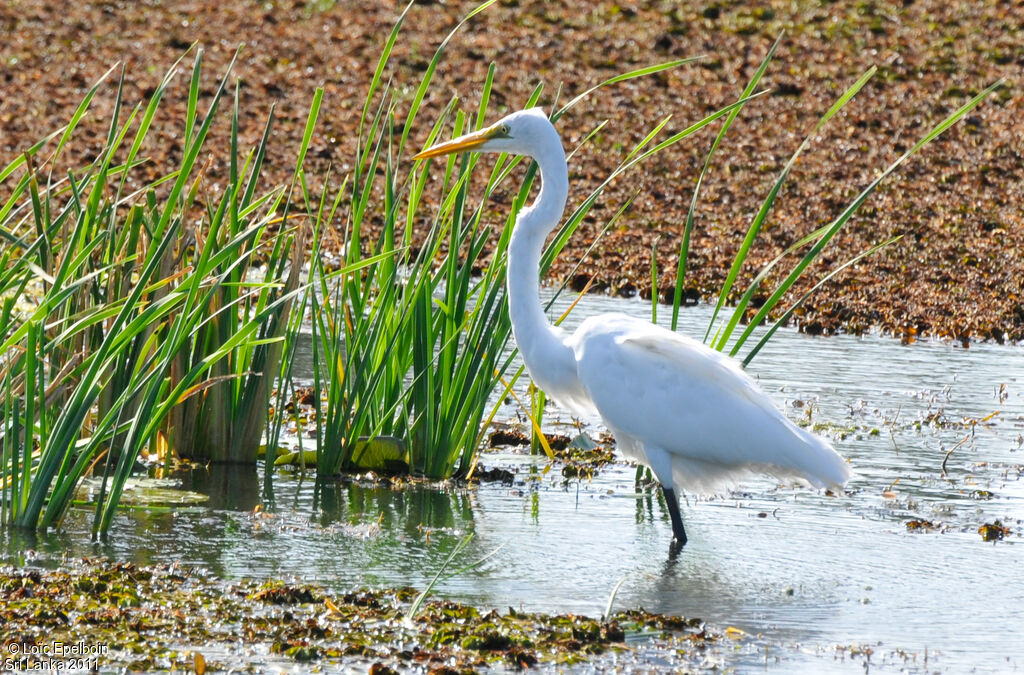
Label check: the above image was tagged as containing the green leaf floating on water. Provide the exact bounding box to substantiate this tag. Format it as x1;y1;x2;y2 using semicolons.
274;449;319;467
75;478;209;508
349;435;410;474
568;432;599;451
275;436;409;474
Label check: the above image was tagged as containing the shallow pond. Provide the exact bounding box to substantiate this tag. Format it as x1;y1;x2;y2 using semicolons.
5;294;1023;673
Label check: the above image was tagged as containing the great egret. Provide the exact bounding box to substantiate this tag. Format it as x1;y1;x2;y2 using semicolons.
414;108;851;545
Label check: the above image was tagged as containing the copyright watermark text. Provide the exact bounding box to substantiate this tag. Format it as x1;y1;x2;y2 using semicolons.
3;640;107;671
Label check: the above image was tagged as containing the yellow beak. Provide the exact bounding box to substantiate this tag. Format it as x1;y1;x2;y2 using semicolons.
412;124;503;161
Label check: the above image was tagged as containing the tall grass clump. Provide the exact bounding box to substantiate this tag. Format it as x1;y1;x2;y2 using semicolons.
0;50;324;534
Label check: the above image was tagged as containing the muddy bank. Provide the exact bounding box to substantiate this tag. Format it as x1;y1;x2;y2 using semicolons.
0;557;741;672
1;0;1021;341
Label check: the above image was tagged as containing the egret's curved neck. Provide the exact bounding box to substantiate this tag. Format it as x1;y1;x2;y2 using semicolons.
507;134;571;375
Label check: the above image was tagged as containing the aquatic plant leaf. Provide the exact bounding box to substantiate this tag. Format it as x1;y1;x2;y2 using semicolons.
349;436;410;474
568;433;599;451
75;478;208;507
274;450;319;468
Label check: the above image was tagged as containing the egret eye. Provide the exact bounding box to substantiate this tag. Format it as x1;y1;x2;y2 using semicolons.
501;124;510;135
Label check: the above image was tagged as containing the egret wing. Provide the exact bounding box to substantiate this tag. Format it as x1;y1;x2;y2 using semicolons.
570;314;850;494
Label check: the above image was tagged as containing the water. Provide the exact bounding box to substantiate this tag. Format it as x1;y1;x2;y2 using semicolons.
5;294;1023;673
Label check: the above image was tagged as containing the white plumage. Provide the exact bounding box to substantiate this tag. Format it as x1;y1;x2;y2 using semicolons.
415;108;851;545
569;314;850;494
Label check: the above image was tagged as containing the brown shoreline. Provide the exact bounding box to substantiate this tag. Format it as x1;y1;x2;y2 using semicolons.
2;1;1021;342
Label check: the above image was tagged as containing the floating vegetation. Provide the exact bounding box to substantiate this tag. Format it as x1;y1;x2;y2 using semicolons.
470;466;516;485
74;478;209;508
488;428;532;448
978;520;1011;542
274;437;410;475
905;518;940;532
0;558;735;672
555;434;617;481
486;426;616;480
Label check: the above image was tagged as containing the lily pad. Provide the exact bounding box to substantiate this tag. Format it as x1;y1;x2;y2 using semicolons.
75;477;209;507
276;436;410;475
349;436;409;474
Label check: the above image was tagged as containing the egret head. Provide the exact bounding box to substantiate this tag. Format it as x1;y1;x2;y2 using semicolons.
413;108;558;161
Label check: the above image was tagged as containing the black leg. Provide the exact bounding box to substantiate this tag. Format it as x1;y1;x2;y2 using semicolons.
661;485;688;546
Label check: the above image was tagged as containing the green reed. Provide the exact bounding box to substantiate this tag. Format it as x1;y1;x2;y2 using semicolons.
0;50;324;534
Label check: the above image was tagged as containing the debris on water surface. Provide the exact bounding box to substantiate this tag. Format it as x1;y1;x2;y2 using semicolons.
487;428;572;452
74;477;209;507
248;580;319;604
471;465;516;485
485;426;616;481
978;520;1011;541
905;519;939;532
552;434;617;481
0;557;738;672
489;428;530;447
559;446;616;480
